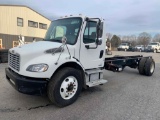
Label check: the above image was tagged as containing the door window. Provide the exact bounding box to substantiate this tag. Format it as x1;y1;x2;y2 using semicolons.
83;21;97;44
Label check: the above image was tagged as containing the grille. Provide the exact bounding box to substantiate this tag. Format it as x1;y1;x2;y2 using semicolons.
9;52;20;71
148;46;152;49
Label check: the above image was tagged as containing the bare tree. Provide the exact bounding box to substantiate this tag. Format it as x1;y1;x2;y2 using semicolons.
130;35;137;41
120;35;137;46
117;35;122;41
121;35;128;42
129;35;137;46
121;35;132;42
137;32;151;46
153;34;160;42
106;33;113;42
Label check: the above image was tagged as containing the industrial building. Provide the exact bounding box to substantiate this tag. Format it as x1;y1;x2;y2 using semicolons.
0;5;51;49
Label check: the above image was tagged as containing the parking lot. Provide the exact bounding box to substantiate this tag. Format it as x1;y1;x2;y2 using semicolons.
0;51;160;120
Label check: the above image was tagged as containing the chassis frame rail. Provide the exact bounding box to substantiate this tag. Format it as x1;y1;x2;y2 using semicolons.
104;55;152;72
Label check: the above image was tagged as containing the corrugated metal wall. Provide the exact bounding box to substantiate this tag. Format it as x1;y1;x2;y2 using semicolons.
0;5;51;49
0;33;43;49
0;5;51;38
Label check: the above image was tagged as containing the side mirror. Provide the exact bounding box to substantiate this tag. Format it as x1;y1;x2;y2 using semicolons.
96;38;102;45
96;21;103;41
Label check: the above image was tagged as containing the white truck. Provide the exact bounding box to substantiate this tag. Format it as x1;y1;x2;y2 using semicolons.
147;42;160;53
6;15;155;107
117;43;130;51
135;45;145;52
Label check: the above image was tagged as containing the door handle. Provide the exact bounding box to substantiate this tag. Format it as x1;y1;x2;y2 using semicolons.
99;50;104;58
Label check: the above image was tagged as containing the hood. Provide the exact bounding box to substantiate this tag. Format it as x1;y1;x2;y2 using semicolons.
8;41;75;73
10;41;62;55
118;45;124;48
9;41;66;66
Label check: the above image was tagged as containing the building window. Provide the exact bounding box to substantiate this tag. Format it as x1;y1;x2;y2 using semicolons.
39;23;47;29
17;17;23;27
28;20;38;28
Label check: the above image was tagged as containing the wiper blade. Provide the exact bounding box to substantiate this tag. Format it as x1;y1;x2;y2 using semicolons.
45;39;62;43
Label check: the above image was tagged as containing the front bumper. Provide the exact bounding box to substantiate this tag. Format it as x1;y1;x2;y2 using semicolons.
117;48;124;51
146;49;154;52
5;68;48;95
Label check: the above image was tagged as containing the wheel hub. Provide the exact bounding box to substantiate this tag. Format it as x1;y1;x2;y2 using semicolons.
67;83;74;92
60;76;78;100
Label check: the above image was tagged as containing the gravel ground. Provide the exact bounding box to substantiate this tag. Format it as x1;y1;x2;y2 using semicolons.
0;51;160;120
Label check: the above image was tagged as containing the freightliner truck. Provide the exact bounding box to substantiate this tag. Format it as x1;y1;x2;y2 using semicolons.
5;15;155;107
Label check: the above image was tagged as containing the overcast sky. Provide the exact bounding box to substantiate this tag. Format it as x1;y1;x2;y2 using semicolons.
1;0;160;36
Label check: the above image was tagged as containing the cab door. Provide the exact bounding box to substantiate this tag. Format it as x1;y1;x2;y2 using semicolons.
79;20;105;69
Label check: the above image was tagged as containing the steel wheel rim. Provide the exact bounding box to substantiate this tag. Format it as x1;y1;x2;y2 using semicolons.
150;63;154;73
60;76;78;100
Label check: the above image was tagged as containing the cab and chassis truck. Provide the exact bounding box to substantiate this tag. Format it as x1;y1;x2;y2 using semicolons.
5;15;155;107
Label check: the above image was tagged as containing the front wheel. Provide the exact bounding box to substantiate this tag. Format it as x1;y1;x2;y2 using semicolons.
47;67;83;107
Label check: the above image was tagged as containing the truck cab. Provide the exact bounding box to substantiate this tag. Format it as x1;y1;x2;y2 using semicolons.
147;42;160;53
6;15;107;107
117;43;130;51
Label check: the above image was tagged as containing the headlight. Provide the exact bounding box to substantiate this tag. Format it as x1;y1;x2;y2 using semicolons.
26;64;49;72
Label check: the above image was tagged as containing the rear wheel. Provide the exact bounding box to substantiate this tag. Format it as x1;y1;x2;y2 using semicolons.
138;57;147;75
47;67;82;107
145;58;155;76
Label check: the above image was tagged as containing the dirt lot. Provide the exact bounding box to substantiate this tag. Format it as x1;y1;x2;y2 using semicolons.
0;51;160;120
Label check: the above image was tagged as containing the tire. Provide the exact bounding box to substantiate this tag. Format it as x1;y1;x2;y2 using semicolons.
47;67;83;107
124;49;127;52
138;57;147;75
139;49;142;52
144;58;155;76
153;49;157;53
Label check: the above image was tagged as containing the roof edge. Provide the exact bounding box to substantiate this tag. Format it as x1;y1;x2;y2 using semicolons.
0;4;51;21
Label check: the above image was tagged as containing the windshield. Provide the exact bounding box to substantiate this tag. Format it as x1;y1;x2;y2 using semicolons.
149;43;158;45
44;17;82;45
